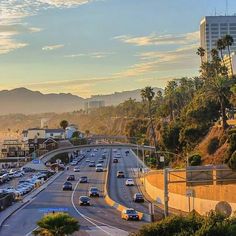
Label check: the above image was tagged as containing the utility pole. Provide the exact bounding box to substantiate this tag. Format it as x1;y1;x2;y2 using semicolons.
164;168;169;217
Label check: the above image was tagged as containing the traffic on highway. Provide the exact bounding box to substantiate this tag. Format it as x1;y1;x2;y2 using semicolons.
0;147;149;236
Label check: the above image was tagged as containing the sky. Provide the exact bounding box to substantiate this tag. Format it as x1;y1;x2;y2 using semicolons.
0;0;236;98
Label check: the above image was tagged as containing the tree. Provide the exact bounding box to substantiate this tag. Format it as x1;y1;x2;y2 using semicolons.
223;34;234;76
141;87;158;154
33;212;79;236
204;76;234;130
85;130;90;137
60;120;69;130
216;38;226;62
196;47;206;65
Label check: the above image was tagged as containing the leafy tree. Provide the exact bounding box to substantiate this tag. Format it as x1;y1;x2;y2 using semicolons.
207;137;219;155
33;212;79;236
188;154;202;166
60;120;69;130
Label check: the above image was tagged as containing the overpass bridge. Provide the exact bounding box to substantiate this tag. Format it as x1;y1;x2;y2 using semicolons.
39;143;155;163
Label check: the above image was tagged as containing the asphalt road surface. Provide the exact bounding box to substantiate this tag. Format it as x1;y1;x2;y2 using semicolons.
0;148;147;236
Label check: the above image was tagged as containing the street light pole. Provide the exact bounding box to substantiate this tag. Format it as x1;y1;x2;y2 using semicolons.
164;168;169;217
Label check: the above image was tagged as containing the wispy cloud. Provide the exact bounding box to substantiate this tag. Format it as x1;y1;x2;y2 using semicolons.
114;31;199;46
0;0;97;55
116;44;199;77
42;44;64;51
64;52;114;59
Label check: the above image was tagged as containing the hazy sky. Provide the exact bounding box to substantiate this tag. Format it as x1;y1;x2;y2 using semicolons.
0;0;235;97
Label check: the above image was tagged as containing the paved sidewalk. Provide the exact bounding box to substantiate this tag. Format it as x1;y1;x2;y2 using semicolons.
0;171;63;227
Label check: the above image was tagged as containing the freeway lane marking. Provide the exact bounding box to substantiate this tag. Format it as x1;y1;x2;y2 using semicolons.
72;176;113;235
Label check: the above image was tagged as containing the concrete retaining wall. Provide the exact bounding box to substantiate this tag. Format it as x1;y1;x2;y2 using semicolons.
143;172;236;215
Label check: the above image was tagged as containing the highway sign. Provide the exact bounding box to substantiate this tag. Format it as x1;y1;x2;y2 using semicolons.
32;159;41;164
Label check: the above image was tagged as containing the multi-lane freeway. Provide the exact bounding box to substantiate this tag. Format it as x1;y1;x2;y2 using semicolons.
0;147;150;236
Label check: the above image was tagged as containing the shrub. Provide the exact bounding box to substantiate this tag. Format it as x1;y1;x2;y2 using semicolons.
207;138;219;155
188;154;202;166
228;151;236;170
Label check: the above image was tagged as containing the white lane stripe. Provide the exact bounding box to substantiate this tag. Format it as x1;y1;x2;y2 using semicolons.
25;226;39;236
71;179;113;236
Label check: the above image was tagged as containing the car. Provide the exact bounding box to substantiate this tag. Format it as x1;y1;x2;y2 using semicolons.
126;179;135;186
113;158;118;163
90;153;95;157
74;166;80;172
115;153;121;158
98;159;104;163
96;164;103;172
67;175;75;181
102;154;106;159
89;161;96;167
62;181;72;191
86;159;90;162
89;187;100;197
117;171;125;178
133;193;144;202
79;176;88;183
70;161;78;166
121;208;139;221
79;196;90;206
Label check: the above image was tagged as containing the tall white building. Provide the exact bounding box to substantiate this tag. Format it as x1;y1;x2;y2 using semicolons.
200;16;236;61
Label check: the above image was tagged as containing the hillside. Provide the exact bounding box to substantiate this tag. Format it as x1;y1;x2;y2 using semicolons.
0;87;163;115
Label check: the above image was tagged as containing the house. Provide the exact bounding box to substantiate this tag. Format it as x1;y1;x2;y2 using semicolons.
1;139;27;158
22;128;65;154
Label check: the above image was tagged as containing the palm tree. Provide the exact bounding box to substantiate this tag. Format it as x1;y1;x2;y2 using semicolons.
60;120;69;130
85;130;90;137
223;34;234;76
196;47;206;65
33;212;79;236
205;76;235;130
141;87;158;153
216;38;226;62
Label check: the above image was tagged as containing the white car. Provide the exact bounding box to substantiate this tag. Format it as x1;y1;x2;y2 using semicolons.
86;159;90;162
96;164;104;172
74;166;80;172
125;179;135;186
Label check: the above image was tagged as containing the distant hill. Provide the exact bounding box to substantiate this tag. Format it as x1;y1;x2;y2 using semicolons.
0;87;163;114
88;88;163;106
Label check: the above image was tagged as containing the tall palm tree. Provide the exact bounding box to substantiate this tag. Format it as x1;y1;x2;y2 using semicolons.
216;38;226;62
205;76;235;130
196;47;206;65
33;212;79;236
223;34;234;76
141;87;158;154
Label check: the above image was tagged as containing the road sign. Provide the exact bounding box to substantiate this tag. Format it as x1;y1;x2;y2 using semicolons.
160;156;165;162
39;208;69;213
32;159;41;164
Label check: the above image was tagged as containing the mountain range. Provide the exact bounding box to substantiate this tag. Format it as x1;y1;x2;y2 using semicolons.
0;87;163;115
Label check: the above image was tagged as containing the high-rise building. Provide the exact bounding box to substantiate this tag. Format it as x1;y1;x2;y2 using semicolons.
200;16;236;61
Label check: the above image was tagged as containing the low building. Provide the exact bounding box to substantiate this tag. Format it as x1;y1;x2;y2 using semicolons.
65;124;78;139
223;52;236;77
1;139;27;158
84;100;105;113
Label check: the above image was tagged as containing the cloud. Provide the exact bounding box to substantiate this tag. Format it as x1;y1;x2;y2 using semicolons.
116;44;199;77
64;52;114;59
37;0;92;8
42;44;64;51
0;31;28;54
0;0;96;55
114;31;199;46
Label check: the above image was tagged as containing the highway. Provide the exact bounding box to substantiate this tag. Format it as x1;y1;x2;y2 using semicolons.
0;148;147;236
109;149;150;215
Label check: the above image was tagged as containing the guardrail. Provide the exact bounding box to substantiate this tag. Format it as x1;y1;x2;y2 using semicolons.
39;143;155;163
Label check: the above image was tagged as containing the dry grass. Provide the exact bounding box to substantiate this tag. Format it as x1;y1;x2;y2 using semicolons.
195;126;228;165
